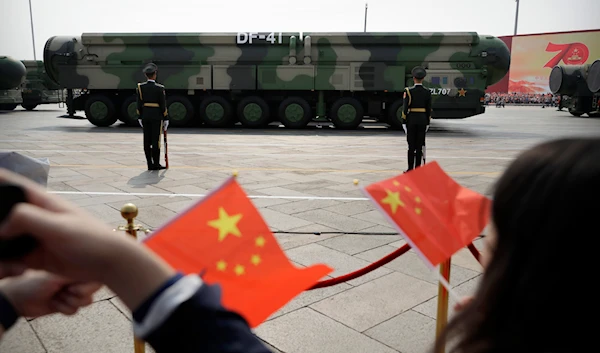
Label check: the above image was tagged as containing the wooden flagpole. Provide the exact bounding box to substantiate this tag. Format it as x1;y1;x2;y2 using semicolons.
435;258;451;353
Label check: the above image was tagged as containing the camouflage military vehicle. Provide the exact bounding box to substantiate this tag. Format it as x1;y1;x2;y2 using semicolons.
549;59;600;118
20;60;66;111
0;56;26;110
43;32;510;128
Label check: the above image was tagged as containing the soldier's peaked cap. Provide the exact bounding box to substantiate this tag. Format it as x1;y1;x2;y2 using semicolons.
143;63;158;74
411;66;426;79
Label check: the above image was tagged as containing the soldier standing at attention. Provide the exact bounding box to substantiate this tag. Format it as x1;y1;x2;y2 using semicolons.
402;66;432;172
136;63;169;170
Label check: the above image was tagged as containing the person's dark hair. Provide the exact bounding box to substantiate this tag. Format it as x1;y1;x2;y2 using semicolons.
145;72;156;79
433;137;600;353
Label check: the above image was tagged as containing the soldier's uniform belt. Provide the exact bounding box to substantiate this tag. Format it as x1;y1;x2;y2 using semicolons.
409;108;426;113
143;103;160;107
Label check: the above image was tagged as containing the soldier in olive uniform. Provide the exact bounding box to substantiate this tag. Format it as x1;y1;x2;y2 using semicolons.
136;63;169;170
402;66;432;172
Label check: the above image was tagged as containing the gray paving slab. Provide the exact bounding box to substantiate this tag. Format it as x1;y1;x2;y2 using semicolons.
355;245;481;287
0;320;45;353
258;208;314;231
364;310;436;353
412;275;483;320
275;230;341;250
255;308;399;353
286;243;393;287
321;199;376;216
318;234;401;255
309;271;438;332
266;280;353;321
293;209;378;232
267;198;341;215
30;300;155;353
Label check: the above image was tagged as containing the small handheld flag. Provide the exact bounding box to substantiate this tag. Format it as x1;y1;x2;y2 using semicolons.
143;177;332;327
362;161;491;298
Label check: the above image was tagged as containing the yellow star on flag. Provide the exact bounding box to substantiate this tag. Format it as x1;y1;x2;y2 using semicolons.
255;236;266;247
216;260;227;271
234;264;245;276
251;254;261;266
381;189;405;214
208;207;243;242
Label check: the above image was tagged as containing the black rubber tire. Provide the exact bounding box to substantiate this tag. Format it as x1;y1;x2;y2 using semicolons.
22;104;38;111
0;104;18;111
119;95;139;126
329;97;364;129
237;96;270;128
278;96;312;128
387;99;405;130
199;96;234;128
166;96;195;127
84;94;118;127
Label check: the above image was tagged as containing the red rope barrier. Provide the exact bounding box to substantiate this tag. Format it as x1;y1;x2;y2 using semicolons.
467;243;481;263
308;243;411;290
308;241;483;290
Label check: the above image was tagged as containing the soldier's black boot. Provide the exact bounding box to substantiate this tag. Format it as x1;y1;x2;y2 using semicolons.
406;149;414;173
144;147;153;170
152;147;165;170
415;149;423;168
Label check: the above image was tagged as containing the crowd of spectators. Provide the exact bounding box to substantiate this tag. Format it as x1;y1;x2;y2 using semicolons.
484;92;560;107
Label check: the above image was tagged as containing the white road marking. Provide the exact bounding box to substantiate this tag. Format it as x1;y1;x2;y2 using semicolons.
49;190;370;201
0;149;514;160
0;139;529;150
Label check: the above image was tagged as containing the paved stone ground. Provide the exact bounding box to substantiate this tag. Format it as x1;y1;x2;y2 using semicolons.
0;104;598;353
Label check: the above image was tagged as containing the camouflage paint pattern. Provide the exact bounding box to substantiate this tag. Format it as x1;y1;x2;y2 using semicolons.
0;56;26;109
549;59;600;117
20;60;66;110
43;32;510;128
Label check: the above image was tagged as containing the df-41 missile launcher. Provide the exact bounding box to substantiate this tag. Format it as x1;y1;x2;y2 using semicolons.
43;32;510;128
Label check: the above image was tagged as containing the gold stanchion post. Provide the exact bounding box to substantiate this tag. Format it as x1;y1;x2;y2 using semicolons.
435;258;451;353
118;203;150;353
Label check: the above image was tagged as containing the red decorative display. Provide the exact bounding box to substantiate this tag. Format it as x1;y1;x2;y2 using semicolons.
544;42;589;67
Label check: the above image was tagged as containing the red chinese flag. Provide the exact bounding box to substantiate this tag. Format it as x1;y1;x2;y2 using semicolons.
143;177;333;327
363;161;491;268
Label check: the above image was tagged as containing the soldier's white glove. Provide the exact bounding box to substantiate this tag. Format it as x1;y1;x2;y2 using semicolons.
426;125;429;132
138;119;143;127
163;121;169;131
402;124;407;134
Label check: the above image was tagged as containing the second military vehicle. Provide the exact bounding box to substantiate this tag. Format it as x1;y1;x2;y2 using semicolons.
43;31;511;129
0;56;26;111
20;60;66;111
549;59;600;118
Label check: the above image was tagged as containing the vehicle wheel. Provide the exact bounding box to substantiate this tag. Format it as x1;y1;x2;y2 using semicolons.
199;96;234;128
119;95;139;126
84;94;118;127
237;96;270;128
330;97;363;129
167;96;195;127
569;110;583;117
22;104;38;111
387;99;405;130
0;104;17;111
278;96;312;128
